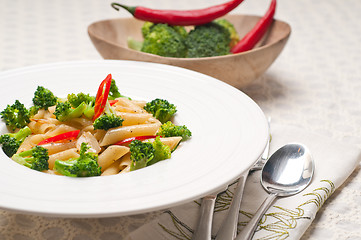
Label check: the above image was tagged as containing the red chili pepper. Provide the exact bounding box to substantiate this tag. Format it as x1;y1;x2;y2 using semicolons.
38;130;80;145
231;0;276;54
111;0;244;26
93;74;112;121
109;100;118;106
114;135;157;145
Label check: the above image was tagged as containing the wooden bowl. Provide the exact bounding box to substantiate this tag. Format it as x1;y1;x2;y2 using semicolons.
88;15;291;89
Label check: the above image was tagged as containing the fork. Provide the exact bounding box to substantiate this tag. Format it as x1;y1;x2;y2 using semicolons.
191;185;228;240
192;117;271;240
215;117;271;240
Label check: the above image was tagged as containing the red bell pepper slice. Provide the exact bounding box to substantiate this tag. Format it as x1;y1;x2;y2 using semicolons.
38;130;80;145
93;74;112;121
114;135;157;145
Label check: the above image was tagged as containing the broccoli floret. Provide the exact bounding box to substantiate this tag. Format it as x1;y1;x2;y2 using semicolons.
214;18;240;48
0;126;32;157
141;23;187;58
32;86;57;110
141;22;155;38
93;113;124;130
67;93;95;119
28;105;40;118
129;140;155;171
93;101;124;130
185;22;231;58
158;121;192;141
108;79;130;100
0;100;30;131
143;98;177;124
12;145;49;171
53;101;87;122
54;142;101;177
147;136;171;166
127;37;143;51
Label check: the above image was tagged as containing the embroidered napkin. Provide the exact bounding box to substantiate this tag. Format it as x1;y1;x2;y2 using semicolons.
125;123;361;240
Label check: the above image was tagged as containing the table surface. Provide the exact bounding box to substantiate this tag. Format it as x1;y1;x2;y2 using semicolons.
1;0;361;239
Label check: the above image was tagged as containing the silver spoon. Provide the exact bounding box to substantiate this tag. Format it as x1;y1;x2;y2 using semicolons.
235;143;314;240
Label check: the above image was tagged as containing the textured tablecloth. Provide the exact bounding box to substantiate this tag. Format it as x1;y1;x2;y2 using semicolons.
1;0;361;239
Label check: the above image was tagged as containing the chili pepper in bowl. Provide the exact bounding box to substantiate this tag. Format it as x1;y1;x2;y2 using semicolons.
231;0;276;53
111;0;245;26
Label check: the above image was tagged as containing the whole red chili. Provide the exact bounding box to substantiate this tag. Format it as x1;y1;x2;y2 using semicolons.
231;0;276;53
111;0;244;26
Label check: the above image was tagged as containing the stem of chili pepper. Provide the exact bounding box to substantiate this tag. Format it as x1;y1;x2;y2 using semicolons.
38;130;80;145
231;0;276;54
114;135;157;145
111;0;245;26
93;74;112;121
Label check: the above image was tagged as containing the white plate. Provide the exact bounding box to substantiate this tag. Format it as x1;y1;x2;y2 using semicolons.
0;60;268;217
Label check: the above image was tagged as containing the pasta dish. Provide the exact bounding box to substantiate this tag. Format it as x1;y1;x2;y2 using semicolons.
0;74;191;177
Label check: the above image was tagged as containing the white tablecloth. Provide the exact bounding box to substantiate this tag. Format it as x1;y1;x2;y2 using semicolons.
1;0;361;239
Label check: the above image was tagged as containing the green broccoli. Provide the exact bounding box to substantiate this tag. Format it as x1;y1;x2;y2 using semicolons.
185;22;231;58
54;142;101;177
67;92;95;119
12;145;49;172
32;86;57;110
143;98;177;124
141;21;155;38
28;105;40;118
0;100;30;131
93;101;124;130
158;121;192;141
108;79;130;100
141;23;187;58
127;37;143;51
0;126;32;157
129;140;155;171
214;18;240;48
147;136;171;166
53;101;87;122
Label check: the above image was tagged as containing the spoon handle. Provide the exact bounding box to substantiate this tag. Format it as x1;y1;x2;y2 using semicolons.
235;192;277;240
215;174;247;240
191;195;216;240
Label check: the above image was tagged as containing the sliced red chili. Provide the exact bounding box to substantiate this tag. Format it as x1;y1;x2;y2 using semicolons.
38;130;80;145
93;74;112;121
111;0;244;26
114;135;157;145
231;0;276;53
109;99;118;106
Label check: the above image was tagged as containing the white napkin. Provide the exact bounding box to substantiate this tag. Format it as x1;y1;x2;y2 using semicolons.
125;123;361;240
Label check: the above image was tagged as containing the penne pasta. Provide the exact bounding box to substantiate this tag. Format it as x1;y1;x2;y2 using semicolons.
41;141;77;155
116;112;153;126
45;124;78;137
119;153;131;171
100;122;161;146
98;145;129;171
101;159;122;176
48;148;79;170
76;131;101;153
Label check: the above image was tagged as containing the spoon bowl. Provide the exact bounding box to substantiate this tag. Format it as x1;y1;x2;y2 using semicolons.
262;143;314;196
235;143;314;240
